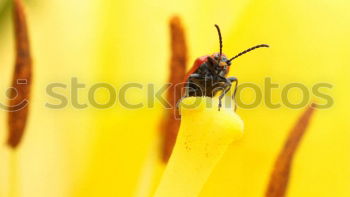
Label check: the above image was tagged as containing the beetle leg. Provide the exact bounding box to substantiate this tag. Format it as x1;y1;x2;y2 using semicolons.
228;77;238;111
218;80;231;111
218;77;238;111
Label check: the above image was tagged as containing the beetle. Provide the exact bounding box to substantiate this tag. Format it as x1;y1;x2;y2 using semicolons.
181;24;269;110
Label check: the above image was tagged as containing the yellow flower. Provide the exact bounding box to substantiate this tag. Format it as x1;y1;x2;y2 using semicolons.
0;0;349;197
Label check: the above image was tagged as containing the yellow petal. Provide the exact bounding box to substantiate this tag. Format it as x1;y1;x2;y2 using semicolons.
153;97;243;197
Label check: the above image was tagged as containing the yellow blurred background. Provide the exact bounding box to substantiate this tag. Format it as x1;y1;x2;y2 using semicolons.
0;0;349;196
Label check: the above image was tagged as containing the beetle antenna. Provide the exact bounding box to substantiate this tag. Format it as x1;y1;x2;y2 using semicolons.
214;24;223;62
227;44;269;63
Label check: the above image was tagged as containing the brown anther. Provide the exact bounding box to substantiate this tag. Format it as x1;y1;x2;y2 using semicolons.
159;16;187;163
265;103;316;197
7;0;32;148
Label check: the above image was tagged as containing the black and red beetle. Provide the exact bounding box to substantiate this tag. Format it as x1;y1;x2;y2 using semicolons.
181;24;269;110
